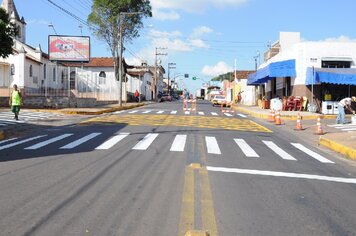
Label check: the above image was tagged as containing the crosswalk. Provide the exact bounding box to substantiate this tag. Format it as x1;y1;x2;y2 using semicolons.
327;123;356;131
114;109;247;118
0;132;334;164
0;111;62;127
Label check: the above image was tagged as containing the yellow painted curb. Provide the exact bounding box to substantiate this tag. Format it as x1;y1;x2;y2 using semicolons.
319;137;356;160
185;230;209;236
0;130;4;140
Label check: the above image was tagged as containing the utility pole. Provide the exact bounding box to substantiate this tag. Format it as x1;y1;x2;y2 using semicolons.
154;47;167;102
168;62;176;96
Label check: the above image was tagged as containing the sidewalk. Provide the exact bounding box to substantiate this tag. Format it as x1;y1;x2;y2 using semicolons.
235;104;356;160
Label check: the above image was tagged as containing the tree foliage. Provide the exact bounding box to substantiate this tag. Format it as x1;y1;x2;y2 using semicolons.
87;0;152;79
0;8;18;58
211;72;234;82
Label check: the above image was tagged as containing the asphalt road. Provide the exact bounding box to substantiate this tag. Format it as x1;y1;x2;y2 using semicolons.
0;100;356;236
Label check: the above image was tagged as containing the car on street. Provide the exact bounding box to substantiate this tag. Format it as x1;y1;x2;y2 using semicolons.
211;95;227;106
159;94;172;102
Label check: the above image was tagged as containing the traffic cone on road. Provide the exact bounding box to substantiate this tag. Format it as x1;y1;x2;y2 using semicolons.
314;115;325;135
275;111;282;125
294;113;304;131
268;110;275;122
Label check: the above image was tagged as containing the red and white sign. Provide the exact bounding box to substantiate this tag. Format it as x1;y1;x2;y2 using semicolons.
48;35;90;62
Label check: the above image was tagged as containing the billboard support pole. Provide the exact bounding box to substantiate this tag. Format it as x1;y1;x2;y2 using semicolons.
118;13;123;106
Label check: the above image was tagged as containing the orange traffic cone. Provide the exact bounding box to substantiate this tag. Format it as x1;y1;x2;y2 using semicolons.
275;111;282;125
314;115;325;135
294;113;304;130
268;110;275;122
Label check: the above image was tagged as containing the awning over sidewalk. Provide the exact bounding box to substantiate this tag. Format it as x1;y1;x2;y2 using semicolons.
306;67;356;85
247;59;296;85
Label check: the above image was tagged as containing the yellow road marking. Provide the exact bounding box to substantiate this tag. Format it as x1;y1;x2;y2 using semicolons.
81;114;271;132
179;166;195;236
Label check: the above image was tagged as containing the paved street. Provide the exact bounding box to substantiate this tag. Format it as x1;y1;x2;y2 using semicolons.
0;101;356;236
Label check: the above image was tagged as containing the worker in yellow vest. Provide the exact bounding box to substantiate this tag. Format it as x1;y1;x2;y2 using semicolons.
9;84;22;120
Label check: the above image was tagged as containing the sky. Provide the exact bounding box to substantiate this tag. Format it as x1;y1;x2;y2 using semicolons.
11;0;356;92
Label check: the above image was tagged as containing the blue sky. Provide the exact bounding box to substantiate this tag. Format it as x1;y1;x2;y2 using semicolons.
13;0;356;92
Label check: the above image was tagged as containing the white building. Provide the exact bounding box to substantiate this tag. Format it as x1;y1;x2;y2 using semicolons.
248;32;356;112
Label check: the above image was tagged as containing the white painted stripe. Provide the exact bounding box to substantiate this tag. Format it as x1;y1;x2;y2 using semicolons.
262;140;296;160
198;112;205;115
142;110;152;114
0;135;47;151
205;136;221;155
113;111;124;114
170;135;187;152
224;113;233;117
132;133;159;150
185;111;190;115
0;124;8;126
171;110;177;114
157;110;164;114
95;133;130;150
0;137;18;145
129;110;138;114
237;114;247;118
207;166;356;184
291;143;334;163
211;112;218;116
341;128;356;131
60;133;101;149
234;139;259;157
25;133;73;150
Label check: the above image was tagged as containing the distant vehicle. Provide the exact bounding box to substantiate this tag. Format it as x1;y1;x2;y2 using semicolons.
196;88;205;100
159;94;172;102
211;95;227;106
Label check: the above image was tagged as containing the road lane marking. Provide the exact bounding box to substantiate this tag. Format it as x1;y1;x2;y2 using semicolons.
237;114;247;118
157;110;164;114
142;110;152;114
60;133;101;149
234;138;259;157
291;143;334;163
171;110;177;114
129;110;138;114
132;133;159;150
224;113;233;117
262;140;297;160
25;134;73;150
170;135;187;152
95;133;130;150
205;137;221;155
207;166;356;184
211;112;218;116
0;135;47;151
0;137;18;145
185;111;190;115
198;112;205;115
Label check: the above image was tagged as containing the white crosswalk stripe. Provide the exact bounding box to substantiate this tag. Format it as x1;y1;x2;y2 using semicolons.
198;112;205;115
142;110;152;114
0;135;47;151
234;139;259;157
157;111;164;114
171;110;177;114
0;111;63;126
262;140;296;160
128;110;138;114
25;134;73;150
132;133;159;150
60;133;101;149
328;124;356;131
170;135;187;152
211;112;218;116
291;143;334;163
224;113;233;117
237;114;247;118
185;111;190;115
96;133;130;150
0;137;18;145
205;136;221;155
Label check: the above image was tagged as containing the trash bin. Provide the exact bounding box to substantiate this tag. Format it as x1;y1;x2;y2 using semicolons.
270;98;282;110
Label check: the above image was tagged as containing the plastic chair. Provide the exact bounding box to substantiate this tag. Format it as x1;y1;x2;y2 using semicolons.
285;96;295;111
294;96;303;111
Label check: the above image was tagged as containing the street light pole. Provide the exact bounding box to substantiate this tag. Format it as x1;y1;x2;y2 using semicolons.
168;62;176;96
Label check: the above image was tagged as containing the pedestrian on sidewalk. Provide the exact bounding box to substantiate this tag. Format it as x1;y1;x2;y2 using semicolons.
134;89;139;102
9;84;22;120
336;97;356;124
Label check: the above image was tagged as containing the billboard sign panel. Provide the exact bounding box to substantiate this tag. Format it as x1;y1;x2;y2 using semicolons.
48;35;90;62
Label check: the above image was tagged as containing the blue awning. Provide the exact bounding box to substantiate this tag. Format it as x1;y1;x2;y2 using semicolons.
247;59;296;85
306;67;356;85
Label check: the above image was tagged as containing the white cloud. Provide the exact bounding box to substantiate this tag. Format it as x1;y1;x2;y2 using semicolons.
322;35;356;42
152;9;180;21
149;29;182;38
191;26;213;38
189;39;209;48
201;61;233;76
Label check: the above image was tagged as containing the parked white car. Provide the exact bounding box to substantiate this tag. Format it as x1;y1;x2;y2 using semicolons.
211;95;227;106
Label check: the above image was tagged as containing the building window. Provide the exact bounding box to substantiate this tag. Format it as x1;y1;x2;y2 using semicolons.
70;71;76;89
53;68;56;82
29;65;33;77
44;64;46;79
99;71;106;84
321;61;351;68
61;71;65;84
10;64;15;75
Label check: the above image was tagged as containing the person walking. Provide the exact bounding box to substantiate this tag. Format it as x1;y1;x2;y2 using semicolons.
336;97;356;124
9;84;22;120
134;89;139;102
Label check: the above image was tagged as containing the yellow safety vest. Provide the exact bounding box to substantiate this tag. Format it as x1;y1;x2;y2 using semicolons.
12;91;21;106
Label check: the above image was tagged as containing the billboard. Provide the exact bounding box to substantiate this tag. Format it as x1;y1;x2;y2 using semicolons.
48;35;90;62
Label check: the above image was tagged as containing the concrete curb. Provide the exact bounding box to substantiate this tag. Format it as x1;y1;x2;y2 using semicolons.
319;136;356;160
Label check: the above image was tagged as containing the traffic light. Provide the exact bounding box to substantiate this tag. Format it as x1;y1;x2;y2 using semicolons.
192;76;197;80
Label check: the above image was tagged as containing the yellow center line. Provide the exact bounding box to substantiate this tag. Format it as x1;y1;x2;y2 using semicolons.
179;166;195;236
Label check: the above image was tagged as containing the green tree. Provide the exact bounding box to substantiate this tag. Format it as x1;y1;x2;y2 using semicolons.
88;0;152;78
0;8;18;58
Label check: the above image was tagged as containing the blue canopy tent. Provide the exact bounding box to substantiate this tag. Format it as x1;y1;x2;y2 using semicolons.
306;67;356;85
247;59;296;85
